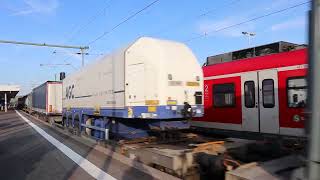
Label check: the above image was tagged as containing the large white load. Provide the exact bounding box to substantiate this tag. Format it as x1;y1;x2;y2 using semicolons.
63;37;203;120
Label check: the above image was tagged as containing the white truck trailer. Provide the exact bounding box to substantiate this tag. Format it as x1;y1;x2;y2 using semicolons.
32;81;62;115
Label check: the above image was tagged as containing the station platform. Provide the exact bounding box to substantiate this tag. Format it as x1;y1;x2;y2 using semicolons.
0;110;172;180
0;85;20;112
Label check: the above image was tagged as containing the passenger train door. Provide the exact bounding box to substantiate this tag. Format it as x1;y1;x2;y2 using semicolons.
241;72;259;132
241;70;280;134
258;70;279;134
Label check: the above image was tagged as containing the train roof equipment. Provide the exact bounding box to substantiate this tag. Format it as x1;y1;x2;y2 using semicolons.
205;41;307;66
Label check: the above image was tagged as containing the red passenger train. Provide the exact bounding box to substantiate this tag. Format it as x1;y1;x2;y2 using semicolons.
192;42;308;137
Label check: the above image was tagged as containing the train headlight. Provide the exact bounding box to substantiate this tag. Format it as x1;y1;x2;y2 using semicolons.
196;109;202;114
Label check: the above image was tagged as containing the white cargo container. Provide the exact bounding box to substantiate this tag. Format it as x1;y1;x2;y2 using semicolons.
32;81;62;115
63;37;203;119
62;37;203;139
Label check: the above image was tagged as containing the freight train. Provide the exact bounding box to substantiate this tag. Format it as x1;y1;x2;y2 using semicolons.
15;37;203;139
192;41;308;137
22;39;308;139
17;96;27;110
62;37;203;139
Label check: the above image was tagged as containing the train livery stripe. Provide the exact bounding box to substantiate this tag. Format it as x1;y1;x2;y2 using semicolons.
15;111;117;180
204;64;308;80
191;121;306;137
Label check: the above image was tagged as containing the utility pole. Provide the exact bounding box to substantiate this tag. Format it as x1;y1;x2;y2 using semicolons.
0;39;89;67
308;0;320;179
242;31;256;46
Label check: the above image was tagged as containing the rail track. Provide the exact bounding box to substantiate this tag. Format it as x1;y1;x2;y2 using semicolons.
22;109;306;180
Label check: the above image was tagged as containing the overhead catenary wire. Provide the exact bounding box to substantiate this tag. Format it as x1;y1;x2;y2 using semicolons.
87;0;160;45
185;1;311;42
53;50;104;56
58;0;160;67
61;56;77;70
197;0;241;18
150;0;241;37
65;0;114;43
49;0;113;67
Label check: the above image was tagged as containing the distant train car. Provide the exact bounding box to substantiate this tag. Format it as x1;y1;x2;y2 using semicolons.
192;42;308;137
62;37;204;139
17;96;27;110
23;93;33;113
31;81;62;115
25;93;32;109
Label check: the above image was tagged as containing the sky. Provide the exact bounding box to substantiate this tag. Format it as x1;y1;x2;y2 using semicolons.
0;0;310;95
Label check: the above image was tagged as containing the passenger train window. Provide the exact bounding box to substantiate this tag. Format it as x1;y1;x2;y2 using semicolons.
287;77;307;108
244;81;255;108
213;83;235;107
262;79;275;108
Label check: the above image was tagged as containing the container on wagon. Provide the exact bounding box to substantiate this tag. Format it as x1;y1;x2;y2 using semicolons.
32;81;62;115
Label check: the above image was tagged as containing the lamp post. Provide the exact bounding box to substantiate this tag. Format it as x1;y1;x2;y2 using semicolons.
242;31;256;46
